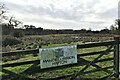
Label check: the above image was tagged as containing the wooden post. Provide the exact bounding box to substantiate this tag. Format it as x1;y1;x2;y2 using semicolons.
114;36;120;79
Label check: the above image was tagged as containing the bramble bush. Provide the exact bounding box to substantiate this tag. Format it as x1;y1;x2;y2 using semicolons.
13;30;24;38
2;35;22;47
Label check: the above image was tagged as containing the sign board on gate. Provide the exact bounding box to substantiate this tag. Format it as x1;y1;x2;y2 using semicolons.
39;45;77;69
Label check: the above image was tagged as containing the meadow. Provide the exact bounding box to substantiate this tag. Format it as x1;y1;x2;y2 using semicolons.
7;34;113;51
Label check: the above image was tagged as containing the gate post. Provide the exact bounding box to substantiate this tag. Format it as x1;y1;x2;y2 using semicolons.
114;36;120;79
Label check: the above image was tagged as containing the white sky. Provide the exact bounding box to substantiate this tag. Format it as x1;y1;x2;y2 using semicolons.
0;0;119;30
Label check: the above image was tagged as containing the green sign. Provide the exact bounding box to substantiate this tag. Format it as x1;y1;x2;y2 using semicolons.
39;45;77;69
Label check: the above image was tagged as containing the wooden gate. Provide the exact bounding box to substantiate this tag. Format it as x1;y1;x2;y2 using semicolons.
1;37;120;80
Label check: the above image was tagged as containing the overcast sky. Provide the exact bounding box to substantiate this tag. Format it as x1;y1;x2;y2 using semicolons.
0;0;119;30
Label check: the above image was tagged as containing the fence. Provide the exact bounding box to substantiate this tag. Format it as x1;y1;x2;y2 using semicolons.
1;36;120;80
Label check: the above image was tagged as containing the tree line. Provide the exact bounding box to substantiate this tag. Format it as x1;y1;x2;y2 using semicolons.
1;23;119;37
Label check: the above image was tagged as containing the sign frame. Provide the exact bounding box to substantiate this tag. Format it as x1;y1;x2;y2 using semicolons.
39;45;77;69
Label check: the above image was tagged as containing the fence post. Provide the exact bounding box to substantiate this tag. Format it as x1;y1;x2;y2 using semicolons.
114;36;120;79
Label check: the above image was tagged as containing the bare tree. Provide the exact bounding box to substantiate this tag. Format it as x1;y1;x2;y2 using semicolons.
110;19;120;35
0;3;22;27
8;16;22;27
0;4;7;23
114;19;120;35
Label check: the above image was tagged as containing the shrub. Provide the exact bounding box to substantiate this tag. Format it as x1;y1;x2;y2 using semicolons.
2;35;22;47
13;30;24;38
2;24;14;35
